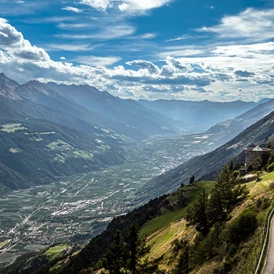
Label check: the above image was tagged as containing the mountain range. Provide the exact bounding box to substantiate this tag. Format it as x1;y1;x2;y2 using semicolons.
139;98;260;132
1;72;265;192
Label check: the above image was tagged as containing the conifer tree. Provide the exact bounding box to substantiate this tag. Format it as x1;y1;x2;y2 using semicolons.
186;190;208;235
103;226;159;274
267;141;273;149
229;160;234;173
124;225;159;274
102;230;126;274
174;244;189;274
189;175;195;185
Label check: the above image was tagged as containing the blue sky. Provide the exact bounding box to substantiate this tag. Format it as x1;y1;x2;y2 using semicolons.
0;0;274;101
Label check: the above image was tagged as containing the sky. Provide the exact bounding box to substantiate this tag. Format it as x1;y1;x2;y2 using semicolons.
0;0;274;101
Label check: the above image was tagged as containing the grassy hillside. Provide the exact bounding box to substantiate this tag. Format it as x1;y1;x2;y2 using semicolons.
139;181;215;239
142;172;274;274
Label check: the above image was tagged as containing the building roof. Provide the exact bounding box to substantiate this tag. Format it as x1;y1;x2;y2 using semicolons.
253;146;263;151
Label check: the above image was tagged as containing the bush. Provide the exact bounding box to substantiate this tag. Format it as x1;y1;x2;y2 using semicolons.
247;164;253;173
227;209;258;244
267;162;274;172
233;170;239;179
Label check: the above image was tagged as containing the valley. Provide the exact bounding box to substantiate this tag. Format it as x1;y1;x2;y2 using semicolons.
0;132;218;267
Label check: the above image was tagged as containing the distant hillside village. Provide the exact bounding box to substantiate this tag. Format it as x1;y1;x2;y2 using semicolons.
239;145;272;176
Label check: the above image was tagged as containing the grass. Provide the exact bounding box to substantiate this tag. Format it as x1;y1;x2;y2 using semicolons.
184;180;216;201
0;123;26;133
140;208;187;239
139;181;216;239
9;148;22;154
44;244;69;260
0;240;10;248
246;171;274;198
73;151;94;160
140;175;274;273
147;219;189;260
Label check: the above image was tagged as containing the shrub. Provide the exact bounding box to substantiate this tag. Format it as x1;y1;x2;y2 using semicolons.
247;164;253;173
233;170;239;179
227;209;257;244
267;162;274;172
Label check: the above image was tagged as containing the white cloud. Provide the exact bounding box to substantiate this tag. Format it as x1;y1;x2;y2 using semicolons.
0;18;23;46
45;43;96;52
1;17;274;102
57;24;135;40
62;6;83;13
118;0;171;12
57;23;91;30
75;55;121;66
126;60;160;74
198;8;274;42
78;0;172;13
158;46;206;59
0;18;50;62
139;33;157;39
165;34;192;42
79;0;111;11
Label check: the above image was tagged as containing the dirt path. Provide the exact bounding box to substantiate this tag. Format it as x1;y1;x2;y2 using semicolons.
262;215;274;274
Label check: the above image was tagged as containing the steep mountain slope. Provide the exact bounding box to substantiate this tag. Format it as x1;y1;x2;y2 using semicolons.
139;99;257;133
0;83;126;191
0;73;20;91
47;83;181;138
0;117;126;190
207;98;274;146
0;162;28;190
138;109;274;199
15;81;140;141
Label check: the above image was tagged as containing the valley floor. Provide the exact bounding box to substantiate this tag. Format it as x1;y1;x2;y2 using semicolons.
0;132;218;267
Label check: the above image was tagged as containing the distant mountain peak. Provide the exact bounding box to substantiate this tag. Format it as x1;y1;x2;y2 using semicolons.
0;72;20;91
0;83;22;100
17;80;59;97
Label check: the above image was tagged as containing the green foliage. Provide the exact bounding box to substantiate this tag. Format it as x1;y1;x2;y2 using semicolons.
229;161;234;173
268;151;274;165
189;223;223;268
173;244;190;274
102;231;126;274
247;164;253;173
232;170;239;179
267;162;274;172
254;157;263;170
187;164;248;232
189;175;195;185
256;197;271;210
186;190;208;235
226;209;258;245
267;142;273;149
103;226;159;274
